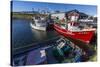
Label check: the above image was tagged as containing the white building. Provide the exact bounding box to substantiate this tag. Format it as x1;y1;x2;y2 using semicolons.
51;12;66;20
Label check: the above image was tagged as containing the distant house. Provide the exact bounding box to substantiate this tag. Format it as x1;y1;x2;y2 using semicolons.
65;9;88;19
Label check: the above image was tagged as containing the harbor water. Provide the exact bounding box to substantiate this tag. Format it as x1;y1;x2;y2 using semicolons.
12;19;60;48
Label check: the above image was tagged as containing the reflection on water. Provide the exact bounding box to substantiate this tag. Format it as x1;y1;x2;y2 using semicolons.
12;19;59;48
31;29;47;41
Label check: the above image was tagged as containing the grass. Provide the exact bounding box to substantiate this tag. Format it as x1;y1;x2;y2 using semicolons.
11;12;48;20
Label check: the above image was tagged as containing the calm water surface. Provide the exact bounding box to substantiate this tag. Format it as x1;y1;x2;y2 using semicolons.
12;19;59;48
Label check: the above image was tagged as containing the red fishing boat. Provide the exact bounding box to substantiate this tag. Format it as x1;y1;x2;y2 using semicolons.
52;11;96;44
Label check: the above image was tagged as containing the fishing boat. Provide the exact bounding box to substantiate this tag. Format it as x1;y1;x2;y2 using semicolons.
52;11;96;43
52;38;85;63
30;16;47;31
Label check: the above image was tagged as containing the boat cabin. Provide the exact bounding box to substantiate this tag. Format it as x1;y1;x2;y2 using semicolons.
67;12;80;31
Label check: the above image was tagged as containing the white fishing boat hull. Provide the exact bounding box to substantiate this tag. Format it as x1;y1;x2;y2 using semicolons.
30;23;46;31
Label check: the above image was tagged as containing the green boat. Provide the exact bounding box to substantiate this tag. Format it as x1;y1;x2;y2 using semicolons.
52;38;84;63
